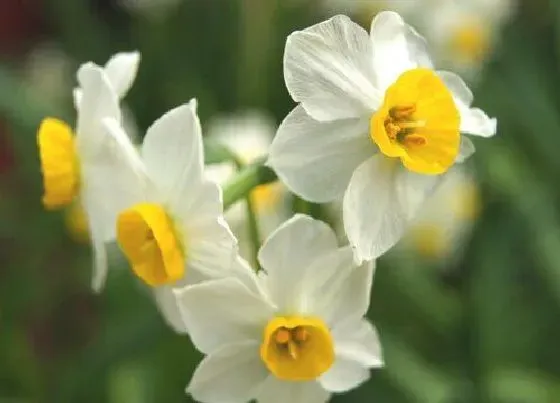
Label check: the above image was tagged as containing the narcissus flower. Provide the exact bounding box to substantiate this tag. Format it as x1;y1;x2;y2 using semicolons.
268;12;496;263
176;215;382;403
109;100;242;333
205;111;289;259
37;60;144;291
65;51;141;244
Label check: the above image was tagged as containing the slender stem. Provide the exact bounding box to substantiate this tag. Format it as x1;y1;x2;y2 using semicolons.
222;158;277;210
244;192;261;270
222;157;277;269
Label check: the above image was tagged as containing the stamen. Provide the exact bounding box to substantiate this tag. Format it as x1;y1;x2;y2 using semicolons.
274;328;291;345
260;317;334;381
287;341;298;360
293;327;309;343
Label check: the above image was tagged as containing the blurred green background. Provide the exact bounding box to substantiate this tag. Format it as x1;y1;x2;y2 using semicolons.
1;0;560;402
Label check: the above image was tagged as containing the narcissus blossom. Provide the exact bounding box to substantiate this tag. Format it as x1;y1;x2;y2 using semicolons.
176;215;382;403
108;100;246;333
268;12;496;263
37;59;144;291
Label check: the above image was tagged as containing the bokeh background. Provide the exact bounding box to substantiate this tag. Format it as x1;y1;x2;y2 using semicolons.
1;0;560;402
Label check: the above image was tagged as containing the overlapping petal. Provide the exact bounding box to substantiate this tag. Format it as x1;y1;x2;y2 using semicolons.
370;11;433;90
175;277;274;354
255;377;330;403
267;105;374;203
141;99;203;204
258;215;339;311
343;155;441;263
187;341;268;403
103;51;140;99
284;15;381;121
75;63;122;155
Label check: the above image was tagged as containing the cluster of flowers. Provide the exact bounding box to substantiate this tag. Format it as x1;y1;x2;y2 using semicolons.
37;12;496;403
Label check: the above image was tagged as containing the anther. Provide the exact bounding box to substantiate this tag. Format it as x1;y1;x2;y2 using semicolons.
274;328;291;345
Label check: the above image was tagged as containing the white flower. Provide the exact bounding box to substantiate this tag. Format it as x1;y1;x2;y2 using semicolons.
176;214;382;403
37;61;145;292
205;111;289;260
268;12;496;264
403;167;480;261
105;100;246;333
409;0;515;78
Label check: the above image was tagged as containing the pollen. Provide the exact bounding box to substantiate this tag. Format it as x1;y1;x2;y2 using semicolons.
371;68;460;175
37;118;80;209
116;203;185;287
260;316;334;381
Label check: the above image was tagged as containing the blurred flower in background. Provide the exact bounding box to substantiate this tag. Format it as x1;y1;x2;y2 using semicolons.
322;0;516;79
205;111;289;261
403;166;480;263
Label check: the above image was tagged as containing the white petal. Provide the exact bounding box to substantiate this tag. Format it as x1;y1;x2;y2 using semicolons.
174;277;274;354
332;317;383;368
256;377;329;403
187;216;238;280
76;63;121;154
370;11;433;90
343;155;440;263
284;15;381;121
141;99;203;203
80;118;147;241
84;203;109;292
175;178;223;231
153;285;187;334
72;88;82;109
267;105;375;203
258;215;338;311
187;341;268;403
319;358;369;393
103;51;140;99
313;254;375;325
459;106;498;138
456;136;475;163
438;70;473;107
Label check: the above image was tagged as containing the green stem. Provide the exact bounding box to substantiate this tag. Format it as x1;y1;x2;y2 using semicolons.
244;193;261;270
222;158;277;210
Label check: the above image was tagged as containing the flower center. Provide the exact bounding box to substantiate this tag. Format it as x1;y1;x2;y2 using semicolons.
371;68;460;175
116;203;185;286
451;22;489;63
260;316;334;381
37;118;80;209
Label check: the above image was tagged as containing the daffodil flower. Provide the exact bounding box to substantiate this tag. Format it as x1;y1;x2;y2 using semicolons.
268;12;497;263
37;62;145;291
65;51;141;244
176;215;382;403
107;100;244;333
